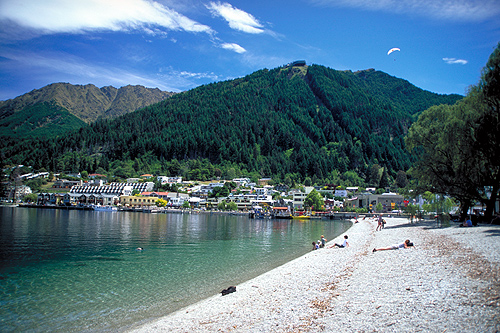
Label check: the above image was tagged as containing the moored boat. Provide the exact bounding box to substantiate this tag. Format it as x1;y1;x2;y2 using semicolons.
91;205;117;212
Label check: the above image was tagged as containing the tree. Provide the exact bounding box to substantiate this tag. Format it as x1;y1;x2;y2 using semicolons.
378;167;390;189
476;42;500;219
406;44;500;220
395;170;408;189
406;102;480;219
304;189;325;211
23;193;38;203
368;164;381;186
156;198;168;207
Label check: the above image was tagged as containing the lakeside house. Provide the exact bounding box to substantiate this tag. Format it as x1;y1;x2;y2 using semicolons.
345;192;404;212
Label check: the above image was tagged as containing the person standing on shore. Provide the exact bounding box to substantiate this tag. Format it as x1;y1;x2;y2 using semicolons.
376;214;383;231
372;239;413;252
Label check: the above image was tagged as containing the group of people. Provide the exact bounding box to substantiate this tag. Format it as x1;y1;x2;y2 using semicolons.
310;215;416;253
312;234;350;250
312;235;328;250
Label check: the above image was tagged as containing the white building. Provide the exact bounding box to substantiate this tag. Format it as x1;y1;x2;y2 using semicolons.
157;176;182;184
5;185;32;201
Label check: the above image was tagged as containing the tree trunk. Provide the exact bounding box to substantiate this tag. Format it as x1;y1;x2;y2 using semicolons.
484;184;499;222
460;199;472;221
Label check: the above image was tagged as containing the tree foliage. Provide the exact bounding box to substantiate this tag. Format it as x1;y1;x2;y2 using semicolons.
1;65;461;186
304;189;325;211
406;43;500;220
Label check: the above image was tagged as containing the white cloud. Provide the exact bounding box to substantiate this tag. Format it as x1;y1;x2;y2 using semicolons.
0;0;212;36
206;2;264;34
221;43;246;53
443;58;468;65
310;0;500;22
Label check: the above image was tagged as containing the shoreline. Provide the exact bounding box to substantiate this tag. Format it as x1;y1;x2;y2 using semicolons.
130;217;500;332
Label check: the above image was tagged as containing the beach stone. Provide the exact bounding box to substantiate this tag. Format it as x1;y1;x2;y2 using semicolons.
130;217;500;332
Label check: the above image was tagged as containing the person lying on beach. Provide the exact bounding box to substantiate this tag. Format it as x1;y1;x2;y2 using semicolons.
329;235;349;248
372;239;413;252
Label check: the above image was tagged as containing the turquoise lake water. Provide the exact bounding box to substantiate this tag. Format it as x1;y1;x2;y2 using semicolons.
0;207;351;332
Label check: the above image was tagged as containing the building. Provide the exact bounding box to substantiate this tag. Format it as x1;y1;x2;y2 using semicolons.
291;187;314;210
4;185;32;201
157;176;183;184
232;178;251;186
120;195;159;208
53;179;83;189
345;192;404;212
88;173;107;179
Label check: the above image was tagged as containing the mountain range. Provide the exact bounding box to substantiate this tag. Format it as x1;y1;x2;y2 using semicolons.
0;83;175;138
0;64;463;185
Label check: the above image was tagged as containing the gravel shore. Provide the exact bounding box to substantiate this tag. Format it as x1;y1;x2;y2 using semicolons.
130;217;500;332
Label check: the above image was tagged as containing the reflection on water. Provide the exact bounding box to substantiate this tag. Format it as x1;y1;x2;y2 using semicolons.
0;207;351;332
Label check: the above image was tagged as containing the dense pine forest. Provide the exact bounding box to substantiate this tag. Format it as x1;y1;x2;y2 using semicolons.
0;64;462;186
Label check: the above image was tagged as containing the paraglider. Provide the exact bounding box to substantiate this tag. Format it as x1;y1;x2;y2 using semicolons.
387;47;400;55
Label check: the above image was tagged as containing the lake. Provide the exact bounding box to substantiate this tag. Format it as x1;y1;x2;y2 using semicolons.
0;207;351;332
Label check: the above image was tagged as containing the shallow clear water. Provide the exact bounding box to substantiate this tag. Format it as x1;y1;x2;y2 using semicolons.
0;207;351;332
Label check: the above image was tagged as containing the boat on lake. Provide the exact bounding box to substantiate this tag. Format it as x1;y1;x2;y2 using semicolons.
91;205;117;212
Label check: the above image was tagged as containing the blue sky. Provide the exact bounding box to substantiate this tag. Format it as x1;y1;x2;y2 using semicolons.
0;0;499;101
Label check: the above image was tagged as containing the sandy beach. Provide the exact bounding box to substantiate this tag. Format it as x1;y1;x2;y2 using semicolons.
130;216;500;332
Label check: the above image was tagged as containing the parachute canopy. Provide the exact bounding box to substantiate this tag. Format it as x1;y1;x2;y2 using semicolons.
387;47;400;55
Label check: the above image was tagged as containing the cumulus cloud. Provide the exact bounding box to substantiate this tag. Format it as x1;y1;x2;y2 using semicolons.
310;0;500;22
221;43;246;53
0;0;212;36
206;2;264;34
443;58;468;65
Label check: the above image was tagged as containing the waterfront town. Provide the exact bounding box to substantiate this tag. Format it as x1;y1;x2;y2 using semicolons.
4;169;431;218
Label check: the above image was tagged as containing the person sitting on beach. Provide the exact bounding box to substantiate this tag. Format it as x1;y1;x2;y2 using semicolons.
312;242;319;250
320;235;327;248
372;239;413;252
461;217;473;227
329;235;349;248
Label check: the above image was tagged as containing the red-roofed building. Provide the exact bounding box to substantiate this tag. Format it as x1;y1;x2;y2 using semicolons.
141;191;170;200
88;173;107;179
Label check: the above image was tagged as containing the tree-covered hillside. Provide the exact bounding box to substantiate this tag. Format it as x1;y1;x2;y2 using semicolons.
0;64;462;186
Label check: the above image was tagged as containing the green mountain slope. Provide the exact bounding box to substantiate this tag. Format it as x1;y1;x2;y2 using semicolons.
0;102;86;138
0;83;176;128
0;64;462;183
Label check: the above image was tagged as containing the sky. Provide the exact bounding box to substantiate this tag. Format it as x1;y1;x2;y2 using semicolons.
0;0;499;101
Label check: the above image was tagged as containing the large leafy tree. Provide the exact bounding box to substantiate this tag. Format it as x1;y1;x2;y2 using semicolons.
304;189;325;211
406;43;500;220
476;42;500;218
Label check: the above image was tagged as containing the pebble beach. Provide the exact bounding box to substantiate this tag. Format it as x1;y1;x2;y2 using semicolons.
130;216;500;332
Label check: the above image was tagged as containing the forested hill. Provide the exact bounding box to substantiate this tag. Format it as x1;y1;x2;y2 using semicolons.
0;83;176;138
1;64;462;185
